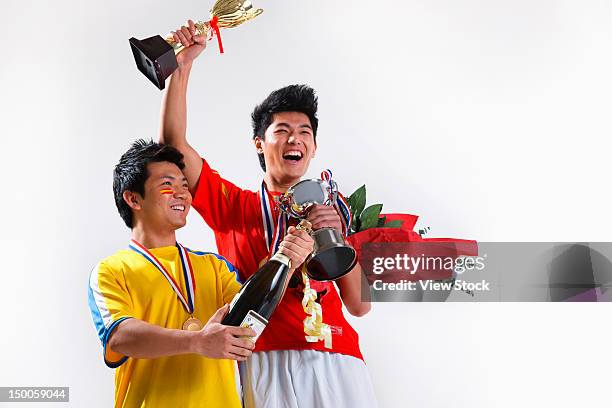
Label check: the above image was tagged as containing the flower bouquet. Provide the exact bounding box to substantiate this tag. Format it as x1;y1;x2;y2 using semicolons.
345;185;477;301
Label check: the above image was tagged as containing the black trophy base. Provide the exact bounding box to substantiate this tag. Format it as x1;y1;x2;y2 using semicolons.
307;246;357;281
129;35;178;90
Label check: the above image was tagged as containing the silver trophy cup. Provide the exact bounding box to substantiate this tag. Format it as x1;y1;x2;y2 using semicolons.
280;179;357;281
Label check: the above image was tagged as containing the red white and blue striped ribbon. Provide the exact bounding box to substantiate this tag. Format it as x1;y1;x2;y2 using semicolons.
321;169;352;237
272;211;287;254
260;180;274;251
336;191;352;236
129;239;196;314
320;169;333;182
260;181;288;256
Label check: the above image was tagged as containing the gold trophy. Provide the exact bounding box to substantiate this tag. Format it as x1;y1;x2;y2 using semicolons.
129;0;262;90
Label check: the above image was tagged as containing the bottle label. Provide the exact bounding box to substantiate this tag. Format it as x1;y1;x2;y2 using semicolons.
240;310;268;343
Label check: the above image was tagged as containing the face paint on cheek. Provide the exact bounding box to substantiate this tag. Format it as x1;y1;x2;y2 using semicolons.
160;189;174;195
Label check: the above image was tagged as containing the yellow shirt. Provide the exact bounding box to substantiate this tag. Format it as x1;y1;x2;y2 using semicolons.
88;245;242;408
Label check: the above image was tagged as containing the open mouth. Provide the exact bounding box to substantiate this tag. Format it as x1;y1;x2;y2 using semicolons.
170;205;186;212
282;150;303;163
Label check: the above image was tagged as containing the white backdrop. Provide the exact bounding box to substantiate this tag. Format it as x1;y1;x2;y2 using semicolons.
1;0;611;406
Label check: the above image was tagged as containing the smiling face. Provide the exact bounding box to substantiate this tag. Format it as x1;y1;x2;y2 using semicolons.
254;111;317;189
127;161;192;232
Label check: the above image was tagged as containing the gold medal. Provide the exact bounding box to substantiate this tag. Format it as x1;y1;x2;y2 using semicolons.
183;317;203;331
130;240;201;332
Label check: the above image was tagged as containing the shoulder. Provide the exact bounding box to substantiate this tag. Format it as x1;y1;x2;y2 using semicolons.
90;250;139;282
98;249;140;270
192;160;259;210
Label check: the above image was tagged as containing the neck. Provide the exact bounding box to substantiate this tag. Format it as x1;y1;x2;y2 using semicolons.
264;173;300;193
132;223;176;249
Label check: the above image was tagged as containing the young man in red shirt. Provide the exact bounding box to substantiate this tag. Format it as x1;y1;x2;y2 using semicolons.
159;21;378;407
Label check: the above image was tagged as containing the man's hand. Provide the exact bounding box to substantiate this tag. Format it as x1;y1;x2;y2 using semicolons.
306;204;343;232
278;226;314;271
190;304;256;361
171;19;207;69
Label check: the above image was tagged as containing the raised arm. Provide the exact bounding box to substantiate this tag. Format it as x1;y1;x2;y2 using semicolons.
159;20;206;193
108;304;255;361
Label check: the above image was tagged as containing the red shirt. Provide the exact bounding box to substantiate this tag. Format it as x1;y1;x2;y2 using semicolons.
192;159;363;360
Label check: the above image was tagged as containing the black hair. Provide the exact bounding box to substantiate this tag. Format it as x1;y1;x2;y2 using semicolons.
113;139;185;228
251;84;319;171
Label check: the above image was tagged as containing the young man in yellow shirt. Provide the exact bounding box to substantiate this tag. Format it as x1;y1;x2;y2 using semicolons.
88;140;313;407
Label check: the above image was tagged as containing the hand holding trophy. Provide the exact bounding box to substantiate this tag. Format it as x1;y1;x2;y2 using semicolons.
129;0;263;89
168;20;208;68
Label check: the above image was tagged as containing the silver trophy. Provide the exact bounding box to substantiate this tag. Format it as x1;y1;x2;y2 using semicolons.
279;178;357;281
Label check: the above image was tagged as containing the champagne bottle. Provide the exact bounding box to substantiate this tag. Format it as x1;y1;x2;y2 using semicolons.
221;252;293;342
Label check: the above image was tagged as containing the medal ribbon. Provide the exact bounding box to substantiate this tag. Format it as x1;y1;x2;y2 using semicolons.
259;181;287;256
259;180;274;251
336;191;352;235
320;169;352;236
129;239;196;314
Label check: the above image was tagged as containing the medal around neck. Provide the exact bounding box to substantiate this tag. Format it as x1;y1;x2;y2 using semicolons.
279;179;357;281
183;317;203;331
129;0;263;90
129;239;203;331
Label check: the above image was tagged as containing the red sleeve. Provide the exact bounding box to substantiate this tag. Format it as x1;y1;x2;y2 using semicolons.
191;158;245;232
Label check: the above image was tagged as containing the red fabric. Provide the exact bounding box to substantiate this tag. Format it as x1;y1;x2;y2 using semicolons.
383;213;419;232
347;223;422;261
347;215;478;284
191;159;363;360
347;212;477;261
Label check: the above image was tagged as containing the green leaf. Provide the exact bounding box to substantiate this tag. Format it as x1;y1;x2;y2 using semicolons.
352;216;362;233
360;204;383;230
347;185;366;221
377;215;387;227
383;220;404;229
